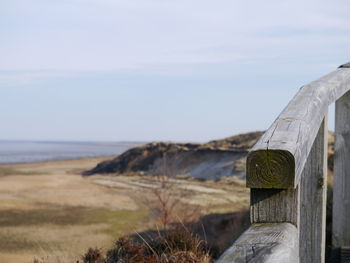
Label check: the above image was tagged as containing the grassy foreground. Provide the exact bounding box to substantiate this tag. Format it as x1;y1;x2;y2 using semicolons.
0;157;249;262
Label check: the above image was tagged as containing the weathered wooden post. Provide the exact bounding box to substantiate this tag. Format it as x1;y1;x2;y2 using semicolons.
217;64;350;263
333;65;350;261
247;117;328;263
299;117;328;263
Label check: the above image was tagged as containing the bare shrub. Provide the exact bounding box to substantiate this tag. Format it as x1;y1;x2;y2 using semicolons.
105;237;151;263
84;226;212;263
150;155;178;229
142;153;203;230
81;248;104;263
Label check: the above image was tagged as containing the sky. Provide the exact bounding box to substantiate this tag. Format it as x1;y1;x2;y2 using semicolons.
1;0;350;142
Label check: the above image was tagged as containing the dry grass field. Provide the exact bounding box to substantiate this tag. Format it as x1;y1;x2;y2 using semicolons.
0;157;249;262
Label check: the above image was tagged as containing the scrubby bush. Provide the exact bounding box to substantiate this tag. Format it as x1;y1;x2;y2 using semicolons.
104;237;150;263
81;226;212;263
81;248;104;263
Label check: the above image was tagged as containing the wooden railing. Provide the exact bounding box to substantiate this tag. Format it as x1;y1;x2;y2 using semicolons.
217;63;350;263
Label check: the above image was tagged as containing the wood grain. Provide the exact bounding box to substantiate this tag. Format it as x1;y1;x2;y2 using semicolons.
333;90;350;250
216;223;299;263
251;188;299;226
299;117;327;263
247;67;350;188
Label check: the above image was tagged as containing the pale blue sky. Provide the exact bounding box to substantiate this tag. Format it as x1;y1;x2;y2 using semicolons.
1;0;349;141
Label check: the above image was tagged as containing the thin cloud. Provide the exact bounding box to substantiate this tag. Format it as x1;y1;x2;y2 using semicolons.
1;0;350;71
0;71;78;86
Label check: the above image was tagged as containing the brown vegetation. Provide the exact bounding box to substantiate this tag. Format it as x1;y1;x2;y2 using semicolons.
0;156;249;262
80;227;212;263
143;154;203;229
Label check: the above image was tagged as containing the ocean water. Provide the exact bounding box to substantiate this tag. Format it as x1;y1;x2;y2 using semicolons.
0;141;142;164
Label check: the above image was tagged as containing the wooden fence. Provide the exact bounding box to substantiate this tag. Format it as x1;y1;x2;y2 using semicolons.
217;63;350;263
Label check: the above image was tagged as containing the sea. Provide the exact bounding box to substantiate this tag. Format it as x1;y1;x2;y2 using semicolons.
0;140;143;164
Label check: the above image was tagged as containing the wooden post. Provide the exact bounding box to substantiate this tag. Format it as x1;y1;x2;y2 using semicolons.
217;64;350;262
249;117;327;263
299;117;328;263
248;168;300;262
251;188;299;225
246;69;350;189
333;90;350;260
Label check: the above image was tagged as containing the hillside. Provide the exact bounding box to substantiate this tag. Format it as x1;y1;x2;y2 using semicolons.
83;131;260;179
84;131;335;180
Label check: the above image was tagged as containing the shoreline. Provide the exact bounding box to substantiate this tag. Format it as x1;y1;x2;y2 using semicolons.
0;155;116;167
